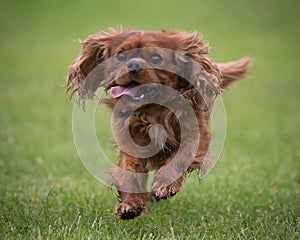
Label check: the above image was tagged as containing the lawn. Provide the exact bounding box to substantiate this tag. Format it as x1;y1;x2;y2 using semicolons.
0;0;299;239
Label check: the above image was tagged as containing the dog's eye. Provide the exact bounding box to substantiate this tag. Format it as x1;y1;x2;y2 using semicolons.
117;52;127;62
150;54;162;64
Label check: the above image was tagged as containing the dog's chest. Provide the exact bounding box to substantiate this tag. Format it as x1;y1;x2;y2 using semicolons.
116;106;181;149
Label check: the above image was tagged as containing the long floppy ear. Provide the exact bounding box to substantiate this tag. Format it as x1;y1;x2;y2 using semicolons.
171;31;221;108
66;28;120;99
217;57;252;89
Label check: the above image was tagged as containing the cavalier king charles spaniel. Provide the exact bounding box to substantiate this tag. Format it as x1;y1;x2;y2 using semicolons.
67;28;251;220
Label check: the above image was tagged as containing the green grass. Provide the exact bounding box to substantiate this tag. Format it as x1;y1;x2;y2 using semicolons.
0;0;299;239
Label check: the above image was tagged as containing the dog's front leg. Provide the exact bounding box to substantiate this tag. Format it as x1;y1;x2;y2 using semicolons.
111;151;150;220
151;146;194;200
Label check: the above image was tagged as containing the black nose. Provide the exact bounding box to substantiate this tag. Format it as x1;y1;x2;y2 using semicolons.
127;60;143;75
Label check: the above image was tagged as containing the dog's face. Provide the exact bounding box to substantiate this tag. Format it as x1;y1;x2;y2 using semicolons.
105;32;195;90
67;29;227;105
108;47;183;87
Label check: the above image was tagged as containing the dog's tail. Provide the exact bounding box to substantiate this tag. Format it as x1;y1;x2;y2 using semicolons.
217;57;252;89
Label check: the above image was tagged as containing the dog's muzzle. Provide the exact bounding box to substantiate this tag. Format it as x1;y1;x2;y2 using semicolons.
127;60;143;75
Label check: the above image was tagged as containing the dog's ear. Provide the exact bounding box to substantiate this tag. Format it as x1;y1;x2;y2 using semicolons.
171;31;221;108
217;57;252;89
66;28;120;99
172;31;251;95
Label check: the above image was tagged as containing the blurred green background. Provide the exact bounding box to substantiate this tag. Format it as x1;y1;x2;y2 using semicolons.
0;0;299;239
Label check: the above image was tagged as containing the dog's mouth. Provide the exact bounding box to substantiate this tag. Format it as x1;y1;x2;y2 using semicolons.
110;83;139;99
110;82;160;102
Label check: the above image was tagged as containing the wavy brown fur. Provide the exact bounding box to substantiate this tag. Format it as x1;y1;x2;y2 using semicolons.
66;28;251;220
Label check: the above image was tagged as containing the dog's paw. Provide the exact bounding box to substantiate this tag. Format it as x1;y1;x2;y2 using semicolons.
152;178;182;200
153;185;179;200
115;202;144;220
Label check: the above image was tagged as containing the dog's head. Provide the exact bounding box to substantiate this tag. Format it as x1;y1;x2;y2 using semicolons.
67;28;251;107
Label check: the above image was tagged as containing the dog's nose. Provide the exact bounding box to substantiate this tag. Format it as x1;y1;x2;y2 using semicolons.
127;60;143;75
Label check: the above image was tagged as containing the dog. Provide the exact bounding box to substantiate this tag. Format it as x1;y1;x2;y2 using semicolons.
66;28;251;220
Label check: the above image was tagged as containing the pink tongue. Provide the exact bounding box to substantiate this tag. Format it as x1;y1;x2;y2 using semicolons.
110;85;138;99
